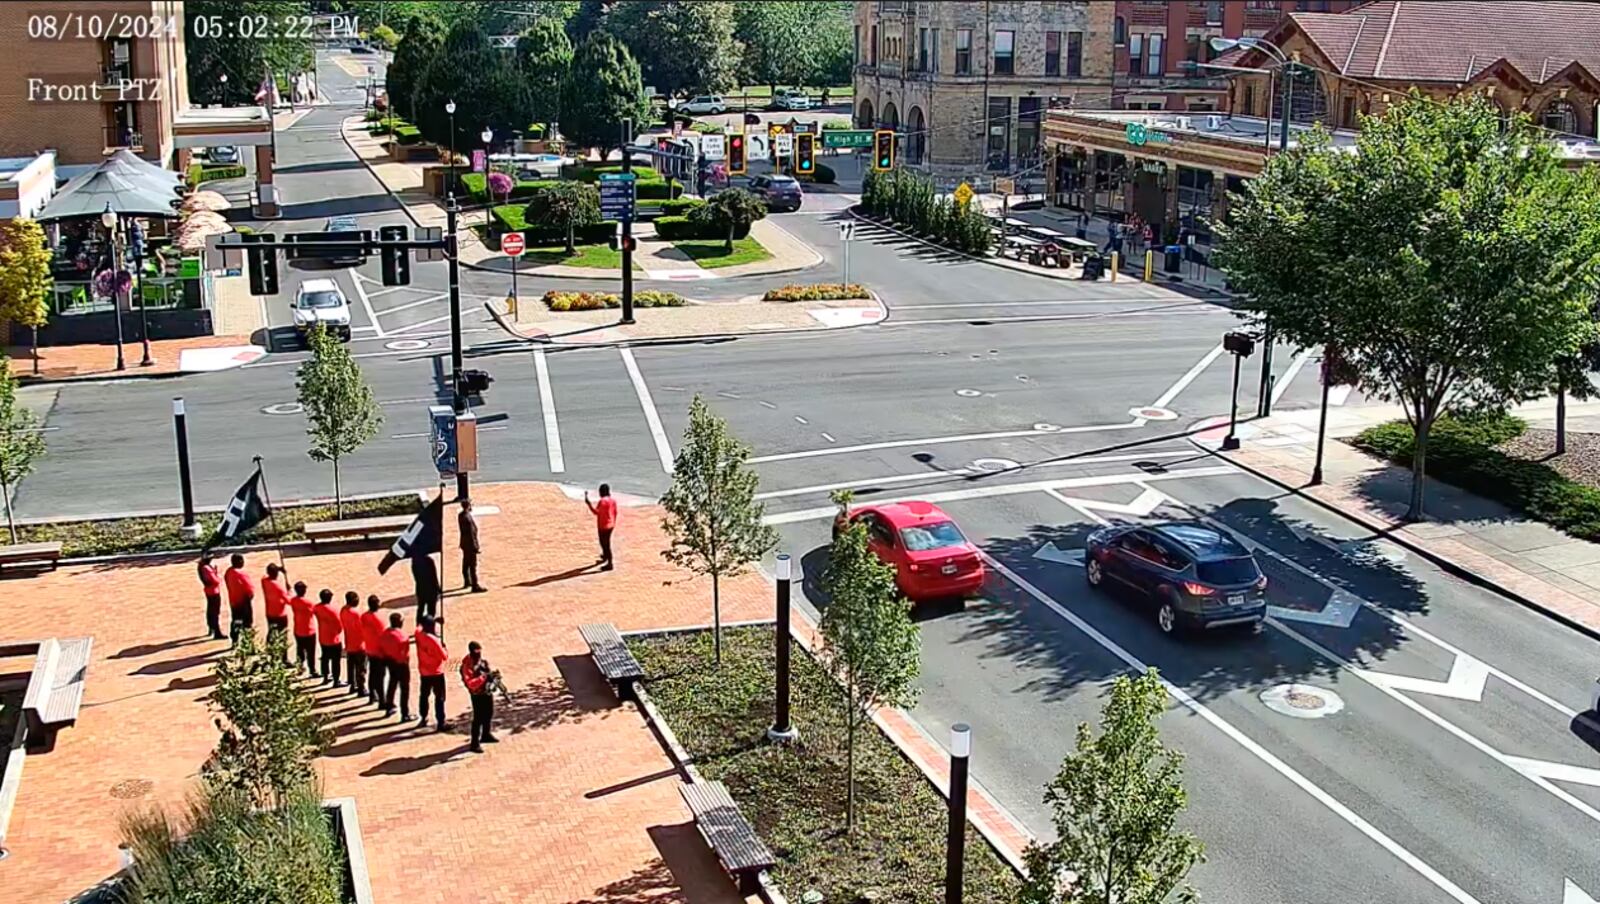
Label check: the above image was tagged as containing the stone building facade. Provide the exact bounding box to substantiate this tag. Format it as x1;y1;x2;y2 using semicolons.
852;1;1115;179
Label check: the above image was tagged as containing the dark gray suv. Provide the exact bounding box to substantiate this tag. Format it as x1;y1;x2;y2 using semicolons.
1085;521;1267;634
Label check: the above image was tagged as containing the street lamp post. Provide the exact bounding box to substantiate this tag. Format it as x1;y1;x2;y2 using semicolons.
100;206;126;371
768;554;798;743
1222;330;1256;451
131;220;151;366
481;126;494;173
945;723;971;904
445;99;457;198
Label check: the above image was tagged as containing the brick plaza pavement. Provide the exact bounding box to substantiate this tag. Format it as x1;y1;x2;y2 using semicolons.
1;483;770;904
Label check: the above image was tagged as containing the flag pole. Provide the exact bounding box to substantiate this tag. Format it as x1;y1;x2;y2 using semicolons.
253;456;288;572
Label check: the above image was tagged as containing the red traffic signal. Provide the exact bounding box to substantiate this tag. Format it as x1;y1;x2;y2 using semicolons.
728;133;747;175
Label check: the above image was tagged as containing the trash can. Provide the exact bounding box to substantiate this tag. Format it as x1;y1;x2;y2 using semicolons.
1164;245;1183;273
1081;254;1105;280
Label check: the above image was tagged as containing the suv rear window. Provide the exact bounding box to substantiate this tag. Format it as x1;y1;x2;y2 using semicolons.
1196;557;1261;585
900;521;966;552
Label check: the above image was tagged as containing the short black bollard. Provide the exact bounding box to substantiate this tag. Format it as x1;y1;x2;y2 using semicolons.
768;554;798;743
946;723;971;904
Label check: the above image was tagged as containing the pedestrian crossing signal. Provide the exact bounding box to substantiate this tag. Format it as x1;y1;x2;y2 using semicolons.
728;133;747;175
873;129;895;171
795;133;815;176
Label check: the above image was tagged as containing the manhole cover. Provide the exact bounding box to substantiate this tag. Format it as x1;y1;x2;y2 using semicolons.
261;402;303;416
385;339;431;351
1131;406;1178;421
1260;683;1345;719
109;779;153;800
1033;422;1061;432
955;388;983;398
970;458;1021;473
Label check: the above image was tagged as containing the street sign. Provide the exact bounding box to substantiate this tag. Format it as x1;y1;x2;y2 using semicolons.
790;119;816;135
429;405;458;478
747;132;769;158
953;181;975;206
700;133;726;160
822;129;874;149
774;133;794;156
599;172;637;222
502;232;525;257
838;221;856;242
993;176;1016;195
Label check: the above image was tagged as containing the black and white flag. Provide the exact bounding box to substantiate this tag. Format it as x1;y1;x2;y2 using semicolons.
205;469;270;551
377;495;444;574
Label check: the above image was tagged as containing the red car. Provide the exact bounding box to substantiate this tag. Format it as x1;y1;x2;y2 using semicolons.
837;501;986;601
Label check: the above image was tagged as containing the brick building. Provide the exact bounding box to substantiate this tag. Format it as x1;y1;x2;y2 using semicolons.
0;0;189;178
852;1;1116;178
1112;0;1358;111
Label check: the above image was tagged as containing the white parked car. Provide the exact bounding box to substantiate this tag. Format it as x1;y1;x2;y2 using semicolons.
774;90;811;111
293;278;352;343
679;95;727;115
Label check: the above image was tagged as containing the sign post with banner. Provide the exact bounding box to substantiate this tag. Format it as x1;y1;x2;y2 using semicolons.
471;149;486;173
502;231;525;315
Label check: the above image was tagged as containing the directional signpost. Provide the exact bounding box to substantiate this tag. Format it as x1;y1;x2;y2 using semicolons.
838;219;856;286
599;172;636;223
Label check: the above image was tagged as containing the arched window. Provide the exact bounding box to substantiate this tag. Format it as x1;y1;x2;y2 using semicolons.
1114;16;1126;46
908;106;927;164
1542;98;1578;135
1273;67;1329;123
857;98;875;130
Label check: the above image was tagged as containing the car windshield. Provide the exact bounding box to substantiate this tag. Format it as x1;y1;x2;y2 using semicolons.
770;177;799;189
900;521;966;552
1196;557;1260;585
326;219;357;231
298;292;343;309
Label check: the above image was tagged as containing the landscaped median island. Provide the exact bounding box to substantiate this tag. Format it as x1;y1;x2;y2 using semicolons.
542;290;686;311
763;283;872;302
630;627;1021;904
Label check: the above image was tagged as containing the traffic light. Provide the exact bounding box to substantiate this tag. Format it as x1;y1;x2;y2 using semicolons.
873;129;895;171
243;233;278;296
795;133;815;177
728;132;746;175
379;224;411;286
460;368;493;396
609;234;638;253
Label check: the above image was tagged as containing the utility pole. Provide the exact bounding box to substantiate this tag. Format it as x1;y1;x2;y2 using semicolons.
446;197;469;502
620;118;636;325
1258;64;1295;418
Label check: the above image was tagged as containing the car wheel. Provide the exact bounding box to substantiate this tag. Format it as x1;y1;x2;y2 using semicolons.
1156;595;1179;635
1085;557;1104;586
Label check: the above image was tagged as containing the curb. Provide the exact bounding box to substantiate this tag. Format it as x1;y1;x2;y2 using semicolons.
17;367;193;388
1194;435;1600;644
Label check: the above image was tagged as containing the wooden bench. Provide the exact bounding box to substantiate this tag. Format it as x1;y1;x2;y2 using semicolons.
22;637;93;746
578;623;646;699
680;781;777;895
0;541;63;572
302;515;414;546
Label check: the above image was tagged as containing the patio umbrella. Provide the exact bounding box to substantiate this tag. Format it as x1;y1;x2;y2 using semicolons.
103;149;184;197
37;167;180;221
183;190;232;212
173;211;232;251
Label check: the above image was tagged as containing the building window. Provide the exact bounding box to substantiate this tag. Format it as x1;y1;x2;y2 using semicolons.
1146;34;1163;76
918;27;929;71
993;29;1014;75
1542;99;1578;135
930;28;939;74
955;28;972;74
1128;34;1143;75
1114;16;1126;46
1186;34;1201;64
1206;1;1223;24
871;25;878;65
1018;95;1042;161
987;95;1012;168
1067;32;1082;77
1243;84;1256;115
854;25;861;67
1045;31;1061;77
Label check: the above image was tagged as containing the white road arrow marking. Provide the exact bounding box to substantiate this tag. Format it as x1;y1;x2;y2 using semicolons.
1504;756;1600;788
1033;543;1085;567
1269;589;1362;628
1328;385;1354;406
1288;522;1349;553
1046;487;1166;522
1567;879;1600;904
1354;653;1490;702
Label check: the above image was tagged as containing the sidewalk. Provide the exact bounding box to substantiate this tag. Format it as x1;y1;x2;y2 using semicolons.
501;289;887;345
1194;400;1600;636
4;334;265;383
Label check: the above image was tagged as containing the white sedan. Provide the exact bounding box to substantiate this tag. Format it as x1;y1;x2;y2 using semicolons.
293;278;352;343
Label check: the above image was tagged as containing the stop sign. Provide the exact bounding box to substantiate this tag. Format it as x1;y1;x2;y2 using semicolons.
502;232;525;257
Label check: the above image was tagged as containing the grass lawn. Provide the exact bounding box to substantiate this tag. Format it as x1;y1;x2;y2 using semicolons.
518;242;633;270
631;627;1019;904
671;237;772;269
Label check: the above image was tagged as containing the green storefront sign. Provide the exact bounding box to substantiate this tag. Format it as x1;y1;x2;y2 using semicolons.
1125;122;1172;147
823;129;875;149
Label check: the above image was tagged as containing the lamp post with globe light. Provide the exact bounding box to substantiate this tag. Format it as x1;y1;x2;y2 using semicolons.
100;205;126;371
445;99;457;198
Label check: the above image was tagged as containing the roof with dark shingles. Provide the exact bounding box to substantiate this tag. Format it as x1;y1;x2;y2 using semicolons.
1276;1;1600;85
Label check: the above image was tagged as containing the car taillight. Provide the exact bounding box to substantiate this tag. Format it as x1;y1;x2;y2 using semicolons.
1255;575;1268;591
908;563;920;572
1182;581;1215;597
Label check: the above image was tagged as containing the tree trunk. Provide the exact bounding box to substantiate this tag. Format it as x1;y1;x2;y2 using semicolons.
565;222;575;254
32;326;39;375
333;456;342;519
845;704;857;834
1557;383;1568;456
0;465;15;544
1405;415;1432;522
712;570;722;667
725;219;735;253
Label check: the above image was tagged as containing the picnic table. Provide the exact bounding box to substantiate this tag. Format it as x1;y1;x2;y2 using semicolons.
1025;225;1069;240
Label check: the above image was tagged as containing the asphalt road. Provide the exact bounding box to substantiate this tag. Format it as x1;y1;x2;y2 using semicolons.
16;49;1600;904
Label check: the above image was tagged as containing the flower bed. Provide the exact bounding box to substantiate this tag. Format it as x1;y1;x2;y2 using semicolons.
763;283;870;302
542;290;686;311
631;627;1018;904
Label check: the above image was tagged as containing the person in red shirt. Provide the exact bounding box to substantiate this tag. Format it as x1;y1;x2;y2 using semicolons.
197;554;224;640
340;592;366;699
585;483;618;571
222;553;256;647
312;589;343;687
459;641;498;752
360;595;387;708
287;581;318;678
414;615;449;730
380;612;412;721
262;562;292;655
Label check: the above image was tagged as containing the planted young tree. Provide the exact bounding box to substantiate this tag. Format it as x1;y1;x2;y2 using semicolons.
1017;670;1203;904
820;520;920;834
694;188;767;252
660;395;777;665
295;326;383;518
525;181;601;252
203;631;333;808
1215;94;1600;519
559;32;651;157
0;356;44;543
1546;299;1600;455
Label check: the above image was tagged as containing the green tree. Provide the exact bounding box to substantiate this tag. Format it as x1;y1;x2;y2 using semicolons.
415;19;528;153
1545;299;1600;455
1215;94;1600;519
1018;670;1203;904
660;395;777;666
566;0;615;44
203;631;333;808
735;1;807;94
811;11;855;87
514;17;574;132
387;17;442;127
525;181;601;251
186;0;313;106
606;0;740;96
692;187;767;252
0;356;44;543
295;326;382;517
0;218;52;373
559;32;651;156
368;22;400;50
820;520;920;834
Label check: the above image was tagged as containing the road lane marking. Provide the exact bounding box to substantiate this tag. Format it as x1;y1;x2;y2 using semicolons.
1566;878;1599;904
347;269;384;338
758;452;1213;503
890;298;1207;309
372;293;446;316
887;309;1222;326
533;348;565;473
750;421;1141;464
985;556;1487;904
1354;654;1490;702
385;313;455;335
1504;757;1600;788
1272;348;1315;407
1150;342;1225;411
621;347;674;473
821;432;836;443
762;466;1234;525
